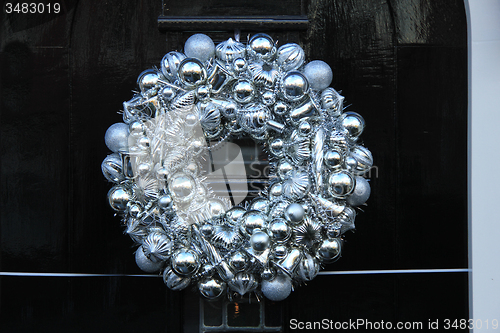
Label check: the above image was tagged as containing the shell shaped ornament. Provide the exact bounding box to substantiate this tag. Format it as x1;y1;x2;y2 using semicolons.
102;33;373;302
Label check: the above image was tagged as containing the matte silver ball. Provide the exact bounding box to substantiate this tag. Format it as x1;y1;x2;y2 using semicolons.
341;112;365;139
184;33;215;62
161;51;187;80
158;194;173;209
163;267;191;291
269;218;291;242
101;153;124;183
261;274;292;301
105;122;129;153
250;230;270;252
347;176;371;206
281;71;309;101
317;238;341;263
229;251;249;271
171;249;200;277
248;33;276;60
285;203;305;224
328;171;356;198
241;210;266;235
178;58;207;87
199;277;226;300
108;186;132;211
303;60;333;91
233;79;255;103
168;173;196;203
277;43;305;71
135;246;164;273
137;69;160;94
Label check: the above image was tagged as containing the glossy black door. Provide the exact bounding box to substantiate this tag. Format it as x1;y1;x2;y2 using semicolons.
0;0;468;332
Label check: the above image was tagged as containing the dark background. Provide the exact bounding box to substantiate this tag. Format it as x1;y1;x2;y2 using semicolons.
0;0;468;332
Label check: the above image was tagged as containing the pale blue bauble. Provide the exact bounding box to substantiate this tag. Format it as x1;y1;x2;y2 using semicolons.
303;60;333;91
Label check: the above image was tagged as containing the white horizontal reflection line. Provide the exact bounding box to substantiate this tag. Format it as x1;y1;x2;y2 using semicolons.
318;268;469;275
0;268;468;278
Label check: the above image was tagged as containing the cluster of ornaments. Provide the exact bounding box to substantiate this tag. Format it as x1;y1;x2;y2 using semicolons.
102;33;373;301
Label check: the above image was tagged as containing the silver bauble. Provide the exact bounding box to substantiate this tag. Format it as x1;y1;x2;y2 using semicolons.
232;57;248;73
168;172;196;203
347;176;371;206
317;238;342;263
277;43;305;71
135;245;164;273
161;51;186;81
269;138;285;157
199;103;221;130
240;210;266;236
196;85;211;101
283;170;311;200
171;249;200;277
247;33;276;60
163;267;191;291
225;206;246;225
261;90;276;106
281;71;309;102
229;251;249;271
228;272;258;296
297;253;320;281
298;120;312;136
350;145;373;174
212;223;242;248
239;103;269;134
199;277;226;300
178;58;207;87
233;79;255;103
184;33;215;62
261;267;277;281
137;69;160;94
277;160;294;179
157;194;173;210
250;197;269;213
269;218;291;242
248;61;279;88
161;85;176;100
143;232;172;261
200;223;215;239
250;230;271;252
294;217;322;248
303;60;333;91
105;122;129;153
261;273;292;301
321;87;344;115
284;203;305;224
108;185;132;211
340;111;365;140
273;101;289;116
269;182;284;199
273;245;288;259
328;171;355;198
324;149;343;170
337;206;356;234
101;153;124;183
216;38;246;62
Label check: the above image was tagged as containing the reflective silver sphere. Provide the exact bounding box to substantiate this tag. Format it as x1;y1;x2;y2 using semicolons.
328;171;355;198
278;160;294;178
137;69;160;94
324;150;343;170
161;51;187;80
233;57;247;72
297;253;320;281
273;101;289;116
340;112;365;139
108;186;132;211
178;58;207;87
269;138;285;157
216;38;246;63
228;272;258;296
233;79;255;103
261;90;276;106
184;33;215;62
163;267;191;290
317;238;341;263
350;145;373;174
171;249;200;277
303;60;333;91
281;71;309;102
158;194;173;209
101;153;124;183
284;202;305;223
229;251;249;271
250;230;271;252
168;173;196;203
247;33;276;60
269;182;284;199
269;218;291;242
199;277;226;300
240;210;266;235
105;122;129;153
277;43;305;71
225;206;246;225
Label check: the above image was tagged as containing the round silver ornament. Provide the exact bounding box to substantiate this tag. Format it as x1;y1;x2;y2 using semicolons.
168;173;196;203
137;69;160;94
261;90;276;106
199;277;226;300
324;149;343;170
233;79;255;103
277;160;294;179
321;87;343;115
228;272;258;296
317;238;342;263
281;71;309;102
273;101;289;116
157;194;173;210
247;33;276;60
135;246;164;273
269;138;285;157
240;210;266;236
248;61;279;87
328;171;355;198
178;58;207;87
340;112;365;139
250;230;271;252
232;57;247;72
250;197;269;213
297;253;320;281
261;273;292;301
196;85;211;101
277;43;305;71
101;153;124;183
350;145;373;174
225;206;246;225
108;186;132;211
161;51;187;80
273;245;288;259
171;249;200;277
303;60;333;91
284;203;305;224
269;218;291;242
347;176;371;206
269;182;284;199
163;267;191;291
229;251;249;271
283;170;311;200
216;38;246;63
143;232;172;261
239;103;269;135
184;33;215;62
105;122;129;153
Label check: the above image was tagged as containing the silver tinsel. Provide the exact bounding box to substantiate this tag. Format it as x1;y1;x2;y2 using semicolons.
103;33;373;302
